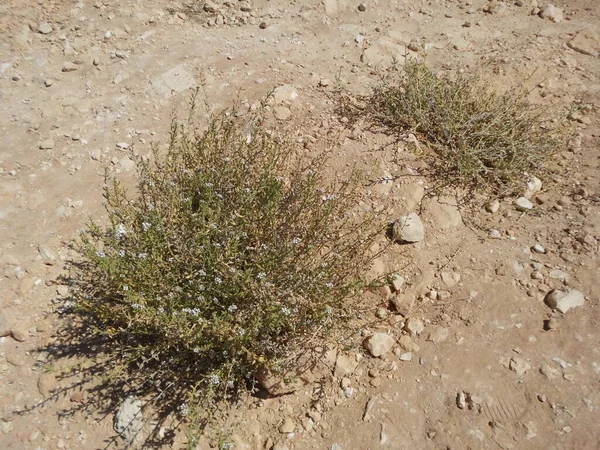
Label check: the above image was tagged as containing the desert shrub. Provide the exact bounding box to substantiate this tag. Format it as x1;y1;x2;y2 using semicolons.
71;111;387;433
346;60;564;197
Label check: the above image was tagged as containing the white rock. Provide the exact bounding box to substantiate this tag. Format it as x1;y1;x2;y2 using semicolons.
399;352;412;361
404;318;424;336
114;396;144;445
39;139;55;150
539;4;563;22
524;176;542;198
390;293;415;316
532;243;546;254
272;85;298;104
510;357;531;376
514;197;533;211
38;22;53;34
334;354;358;377
391;274;405;292
545;289;585;314
485;200;500;213
392;213;424;243
273;106;292;121
363;333;395;357
427;326;449;344
489;229;502;239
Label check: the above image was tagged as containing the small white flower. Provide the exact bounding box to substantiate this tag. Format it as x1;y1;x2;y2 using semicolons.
115;224;127;240
96;250;106;258
264;282;273;288
178;403;189;416
199;270;206;276
157;307;165;314
206;182;214;188
256;272;266;280
137;253;147;259
228;304;238;313
244;188;251;193
123;285;129;291
226;380;235;389
292;237;301;245
142;221;152;231
238;328;246;336
326;306;333;315
281;307;291;316
322;194;337;201
325;282;334;288
147;204;154;211
118;249;126;257
215;277;222;284
209;374;220;386
193;347;200;353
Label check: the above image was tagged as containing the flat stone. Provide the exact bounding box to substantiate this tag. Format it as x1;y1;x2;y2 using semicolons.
0;309;16;337
334;354;359;377
151;64;196;97
545;289;585;313
62;62;78;72
273;106;292;121
38;373;57;396
39;139;55;150
404;318;424;336
10;325;28;342
510;357;531;376
363;333;395;357
427;326;449;344
485;200;500;213
38;22;53;34
540;363;560;380
567;30;600;57
424;196;463;230
392;213;424;243
279;417;295;434
398;335;419;352
114;396;144;446
362;36;407;68
538;4;563;22
515;197;533;211
272;85;298;104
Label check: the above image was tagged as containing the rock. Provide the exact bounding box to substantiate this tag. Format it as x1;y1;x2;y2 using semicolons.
544;289;585;314
399;352;412;361
489;229;502;239
484;1;506;14
391;274;405;292
424;196;463;230
540;363;560;380
38;244;58;263
151;65;196;98
398;335;419;352
10;324;28;342
119;157;136;172
256;369;303;396
38;373;57;396
485;200;500;213
549;270;569;282
457;391;468;409
524;176;542;199
358;2;366;11
62;62;78;72
441;272;460;288
272;85;298;104
0;310;16;337
427;326;449;344
363;333;395;357
392;213;424;243
204;1;218;13
279;417;295;434
404;318;424;336
114;396;144;446
273;107;292;121
390;293;415;316
39;139;55;150
259;22;268;29
515;197;533;211
38;22;53;34
532;243;546;254
44;79;53;87
510;357;531;376
567;30;600;57
334;354;359;377
538;4;563;22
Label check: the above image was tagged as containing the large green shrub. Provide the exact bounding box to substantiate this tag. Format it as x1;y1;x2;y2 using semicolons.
72;112;386;429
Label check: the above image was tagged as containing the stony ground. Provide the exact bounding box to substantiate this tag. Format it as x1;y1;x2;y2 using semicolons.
1;0;599;449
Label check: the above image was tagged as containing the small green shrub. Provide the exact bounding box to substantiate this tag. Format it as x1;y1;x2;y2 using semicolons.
72;111;386;430
347;60;564;197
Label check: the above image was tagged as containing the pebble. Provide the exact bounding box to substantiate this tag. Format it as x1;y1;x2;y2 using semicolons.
398;335;419;352
44;79;53;87
392;213;425;243
358;3;367;12
391;274;405;292
273;106;292;121
38;373;57;396
399;352;412;361
456;391;467;409
62;61;78;72
485;200;500;213
510;357;531;376
540;363;560;380
334;354;359;377
10;325;28;342
390;293;415;316
524;176;542;199
489;229;502;239
39;139;55;150
114;396;144;445
427;326;449;344
514;197;533;211
204;1;217;13
279;417;295;434
538;4;563;22
259;22;268;29
38;22;53;34
404;318;424;336
272;85;298;104
545;289;585;314
363;332;395;357
532;243;546;254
